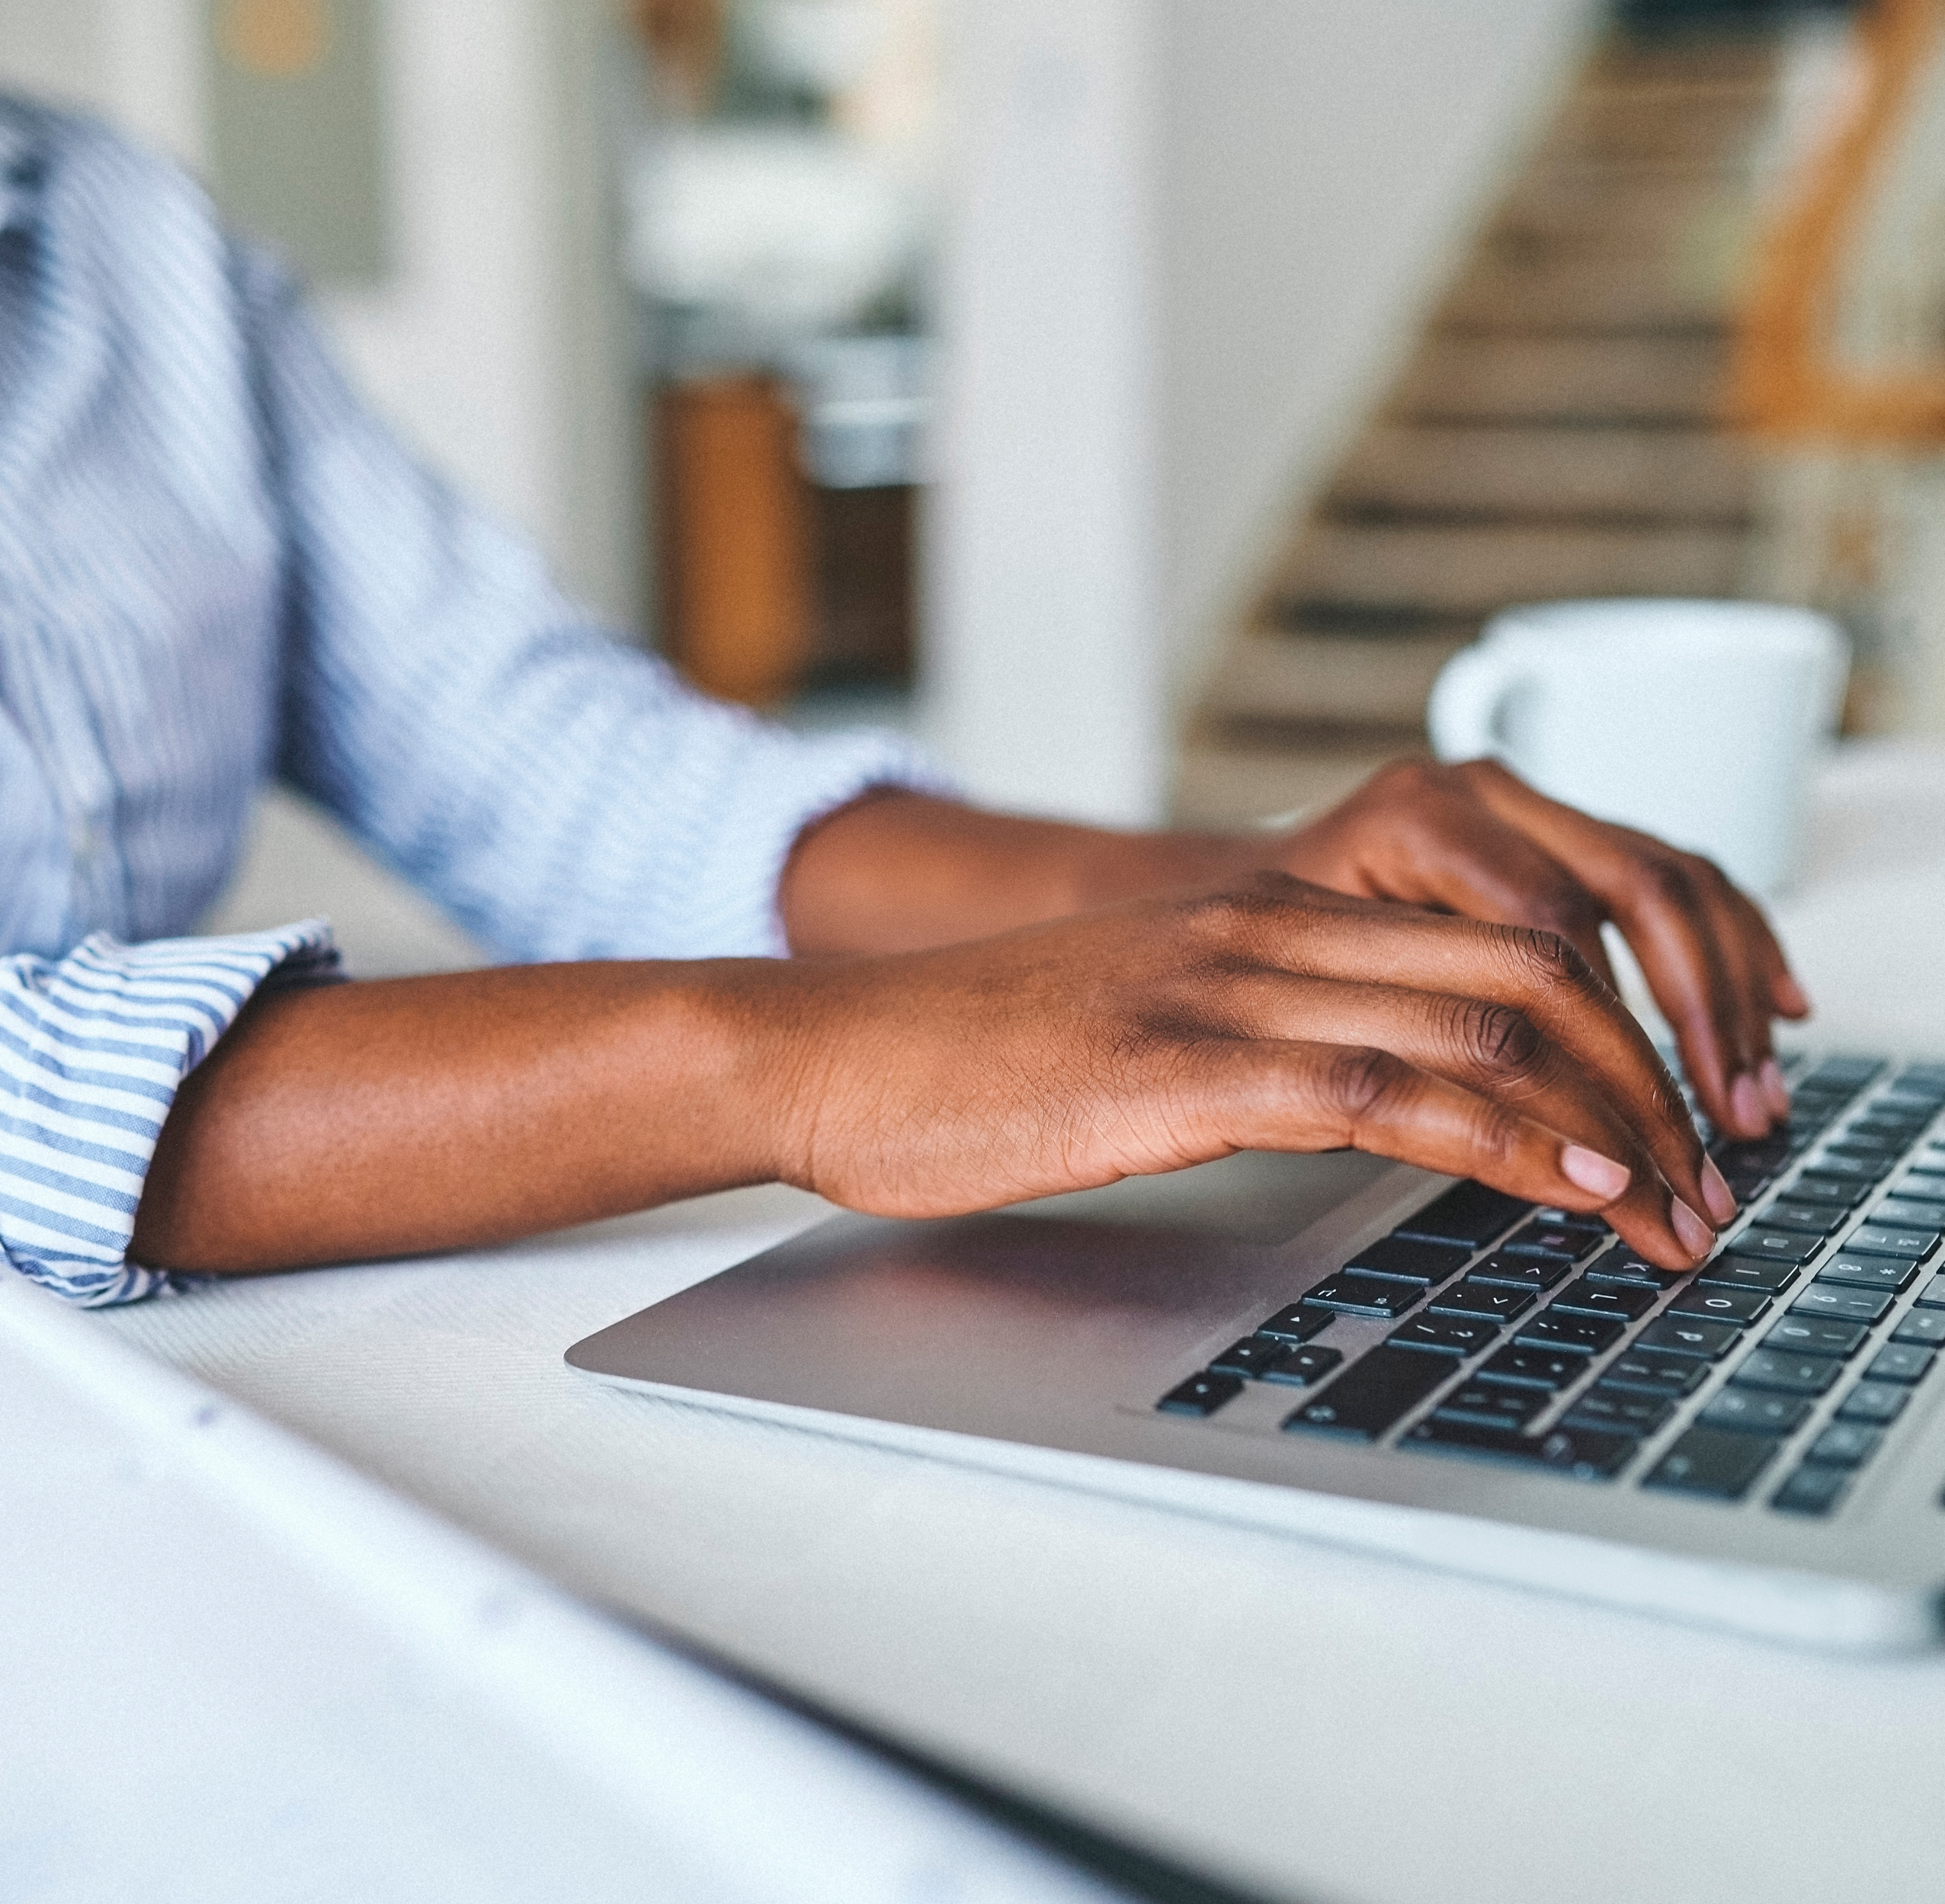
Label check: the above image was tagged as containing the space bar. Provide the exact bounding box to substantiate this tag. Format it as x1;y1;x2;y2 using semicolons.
1283;1347;1450;1441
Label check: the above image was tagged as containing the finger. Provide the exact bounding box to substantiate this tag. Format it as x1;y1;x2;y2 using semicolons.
1222;881;1728;1235
1719;881;1812;1115
1212;971;1713;1265
1686;859;1788;1132
1187;1037;1648;1232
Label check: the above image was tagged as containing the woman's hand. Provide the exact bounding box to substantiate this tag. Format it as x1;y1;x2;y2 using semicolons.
1271;759;1808;1142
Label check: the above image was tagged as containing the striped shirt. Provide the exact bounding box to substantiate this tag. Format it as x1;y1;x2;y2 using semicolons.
0;98;938;1306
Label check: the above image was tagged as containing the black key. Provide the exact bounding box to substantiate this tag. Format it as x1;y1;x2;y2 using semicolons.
1208;1336;1293;1379
1564;1384;1674;1437
1533;1206;1610;1236
1826;1134;1902;1162
1700;1389;1812;1435
1283;1346;1450;1441
1892;1172;1945;1202
1668;1284;1770;1327
1815;1255;1917;1295
1764;1314;1869;1359
1603;1348;1707;1397
1836;1381;1910;1425
1892;1308;1945;1346
1158;1372;1242;1417
1806;1422;1883;1467
1892;1062;1945;1091
1259;1344;1343;1387
1393;1181;1532;1250
1717;1229;1819;1265
1791;1284;1895;1325
1729;1348;1841;1397
1799;1156;1890;1190
1345;1235;1469;1286
1476;1345;1583;1391
1428;1278;1535;1323
1915;1274;1945;1310
1387;1314;1499;1357
1514;1311;1625;1356
1583;1248;1685;1290
1501;1220;1601;1263
1431;1382;1546;1431
1549;1277;1658;1322
1468;1251;1574;1293
1639;1316;1741;1360
1772;1464;1850;1517
1401;1417;1635;1479
1697;1255;1799;1297
1847;1225;1941;1262
1257;1304;1333;1344
1851;1114;1929;1143
1866;1342;1936;1385
1872;1198;1945;1232
1643;1428;1780;1500
1754;1200;1844;1237
1804;1057;1883;1089
1301;1273;1421;1320
1784;1175;1866;1209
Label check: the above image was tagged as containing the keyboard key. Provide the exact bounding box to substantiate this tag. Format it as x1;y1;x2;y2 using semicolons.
1532;1206;1610;1236
1815;1255;1918;1295
1431;1382;1546;1431
1764;1315;1869;1358
1207;1336;1292;1378
1427;1279;1535;1322
1716;1229;1819;1265
1668;1285;1770;1327
1784;1175;1866;1209
1866;1342;1936;1385
1388;1314;1500;1357
1893;1173;1945;1203
1257;1304;1333;1344
1476;1345;1584;1390
1259;1344;1343;1387
1602;1348;1707;1397
1283;1346;1451;1441
1702;1389;1813;1435
1730;1348;1841;1397
1639;1316;1741;1360
1582;1248;1685;1290
1466;1251;1574;1293
1158;1372;1242;1417
1837;1381;1910;1425
1302;1273;1421;1319
1345;1235;1470;1286
1790;1284;1895;1326
1697;1255;1800;1297
1393;1181;1531;1250
1892;1308;1945;1346
1549;1277;1658;1322
1772;1464;1849;1517
1806;1422;1883;1467
1756;1200;1846;1237
1873;1197;1945;1232
1564;1384;1674;1437
1799;1156;1890;1190
1850;1114;1930;1143
1825;1133;1902;1162
1643;1427;1780;1500
1514;1311;1626;1356
1402;1416;1635;1479
1914;1274;1945;1309
1501;1220;1601;1262
1847;1225;1941;1262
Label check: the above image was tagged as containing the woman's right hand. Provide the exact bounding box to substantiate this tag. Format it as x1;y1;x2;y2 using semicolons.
759;872;1733;1269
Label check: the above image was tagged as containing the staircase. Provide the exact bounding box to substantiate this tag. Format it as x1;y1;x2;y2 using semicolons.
1175;27;1793;827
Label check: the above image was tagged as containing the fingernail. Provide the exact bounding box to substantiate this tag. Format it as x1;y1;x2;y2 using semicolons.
1700;1156;1739;1225
1730;1072;1767;1134
1670;1196;1715;1259
1759;1057;1791;1118
1561;1145;1631;1201
1774;973;1812;1016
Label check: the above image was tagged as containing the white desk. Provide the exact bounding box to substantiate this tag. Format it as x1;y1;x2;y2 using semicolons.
97;741;1945;1904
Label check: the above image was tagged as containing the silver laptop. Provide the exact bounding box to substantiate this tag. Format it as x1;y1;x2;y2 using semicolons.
568;1051;1945;1652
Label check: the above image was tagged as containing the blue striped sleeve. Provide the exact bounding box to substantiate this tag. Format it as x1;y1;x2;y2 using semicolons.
0;921;338;1306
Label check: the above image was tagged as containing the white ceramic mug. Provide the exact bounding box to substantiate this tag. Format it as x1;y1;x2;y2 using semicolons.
1427;598;1849;894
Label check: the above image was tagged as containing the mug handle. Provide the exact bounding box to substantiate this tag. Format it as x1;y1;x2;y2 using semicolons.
1428;643;1522;764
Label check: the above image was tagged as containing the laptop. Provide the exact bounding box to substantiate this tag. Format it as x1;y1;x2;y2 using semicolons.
568;1050;1945;1652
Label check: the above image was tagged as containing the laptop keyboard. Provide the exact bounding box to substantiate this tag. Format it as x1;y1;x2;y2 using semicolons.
1155;1055;1945;1516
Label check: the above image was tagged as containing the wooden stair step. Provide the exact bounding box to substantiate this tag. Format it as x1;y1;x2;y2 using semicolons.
1585;36;1780;91
1387;332;1729;423
1533;85;1777;168
1266;519;1747;617
1328;422;1754;522
1203;630;1472;726
1437;238;1743;330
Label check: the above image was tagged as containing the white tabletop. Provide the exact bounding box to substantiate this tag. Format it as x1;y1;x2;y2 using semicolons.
96;741;1945;1904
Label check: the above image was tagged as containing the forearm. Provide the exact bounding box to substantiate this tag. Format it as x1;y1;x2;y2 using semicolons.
130;962;798;1274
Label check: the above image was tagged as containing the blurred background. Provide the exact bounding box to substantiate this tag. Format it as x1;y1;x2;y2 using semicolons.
3;0;1942;969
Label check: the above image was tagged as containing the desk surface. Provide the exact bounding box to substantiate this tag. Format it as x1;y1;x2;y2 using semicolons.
99;742;1945;1904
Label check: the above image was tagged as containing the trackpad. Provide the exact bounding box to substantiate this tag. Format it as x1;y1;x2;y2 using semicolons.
992;1148;1396;1247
